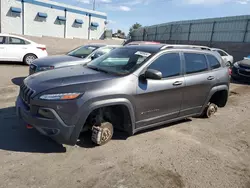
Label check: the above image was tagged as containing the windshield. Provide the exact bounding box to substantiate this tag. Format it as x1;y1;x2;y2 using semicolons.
87;48;153;75
89;47;115;59
67;45;99;58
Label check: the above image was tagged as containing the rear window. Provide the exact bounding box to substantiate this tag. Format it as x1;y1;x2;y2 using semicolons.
207;55;221;69
67;45;98;58
9;37;29;45
184;53;208;74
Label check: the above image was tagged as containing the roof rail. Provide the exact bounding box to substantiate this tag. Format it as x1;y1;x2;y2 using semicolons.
160;44;211;51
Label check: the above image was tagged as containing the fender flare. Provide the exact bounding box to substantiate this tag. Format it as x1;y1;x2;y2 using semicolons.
69;98;136;144
201;85;229;114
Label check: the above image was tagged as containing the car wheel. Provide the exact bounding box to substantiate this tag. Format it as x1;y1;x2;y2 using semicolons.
91;122;113;146
204;103;218;118
23;54;37;65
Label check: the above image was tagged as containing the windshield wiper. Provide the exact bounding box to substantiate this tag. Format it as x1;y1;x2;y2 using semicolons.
87;66;108;73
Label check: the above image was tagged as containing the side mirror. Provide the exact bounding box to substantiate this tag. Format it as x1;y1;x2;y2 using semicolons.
145;69;162;80
91;55;95;60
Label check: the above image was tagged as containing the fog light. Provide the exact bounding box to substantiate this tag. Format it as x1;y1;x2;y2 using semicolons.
38;108;54;119
42;128;59;136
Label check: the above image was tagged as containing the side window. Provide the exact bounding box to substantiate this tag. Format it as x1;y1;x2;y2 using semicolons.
148;53;181;78
9;37;26;45
217;50;227;56
0;36;6;44
184;53;208;74
207;55;221;69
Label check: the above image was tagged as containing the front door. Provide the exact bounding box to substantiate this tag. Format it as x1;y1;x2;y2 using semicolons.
180;52;217;116
0;36;7;61
135;52;184;128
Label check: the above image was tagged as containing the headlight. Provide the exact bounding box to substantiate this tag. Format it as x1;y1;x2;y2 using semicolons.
38;66;54;71
233;62;239;68
39;93;82;100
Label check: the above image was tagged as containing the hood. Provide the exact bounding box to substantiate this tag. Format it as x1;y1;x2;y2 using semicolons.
24;66;118;94
32;55;83;67
238;59;250;68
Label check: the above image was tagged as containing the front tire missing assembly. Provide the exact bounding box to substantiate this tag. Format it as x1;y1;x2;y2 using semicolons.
92;122;113;146
204;103;218;118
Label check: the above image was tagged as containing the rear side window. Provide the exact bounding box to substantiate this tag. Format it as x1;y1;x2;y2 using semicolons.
215;50;227;56
184;53;208;74
207;55;221;69
148;53;181;78
9;37;27;45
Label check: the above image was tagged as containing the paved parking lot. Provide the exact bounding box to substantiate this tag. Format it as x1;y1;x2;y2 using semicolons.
0;63;250;188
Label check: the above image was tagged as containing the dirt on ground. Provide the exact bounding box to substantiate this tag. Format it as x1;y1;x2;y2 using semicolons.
0;63;250;188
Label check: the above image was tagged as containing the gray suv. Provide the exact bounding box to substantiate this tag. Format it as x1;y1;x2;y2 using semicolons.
16;44;230;146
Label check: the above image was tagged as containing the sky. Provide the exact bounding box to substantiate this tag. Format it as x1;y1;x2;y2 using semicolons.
55;0;250;34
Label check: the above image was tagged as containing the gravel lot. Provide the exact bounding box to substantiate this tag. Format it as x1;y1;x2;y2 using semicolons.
0;63;250;188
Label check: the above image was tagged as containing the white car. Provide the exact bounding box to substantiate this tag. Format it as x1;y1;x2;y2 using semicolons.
211;48;234;66
0;33;48;65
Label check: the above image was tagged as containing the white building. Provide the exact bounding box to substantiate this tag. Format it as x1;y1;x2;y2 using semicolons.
0;0;107;39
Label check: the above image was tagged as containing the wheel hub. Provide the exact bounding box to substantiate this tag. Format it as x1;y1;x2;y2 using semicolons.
101;128;111;143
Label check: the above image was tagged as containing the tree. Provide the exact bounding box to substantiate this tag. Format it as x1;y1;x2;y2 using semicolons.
117;29;122;34
129;23;142;36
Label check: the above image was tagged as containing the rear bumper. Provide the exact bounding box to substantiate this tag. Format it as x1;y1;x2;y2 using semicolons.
37;51;48;59
16;96;76;145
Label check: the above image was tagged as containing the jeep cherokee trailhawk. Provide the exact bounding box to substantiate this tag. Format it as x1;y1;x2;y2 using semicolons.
16;44;230;146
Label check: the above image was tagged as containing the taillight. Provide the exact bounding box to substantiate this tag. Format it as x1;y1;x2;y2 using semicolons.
37;47;46;51
228;68;232;75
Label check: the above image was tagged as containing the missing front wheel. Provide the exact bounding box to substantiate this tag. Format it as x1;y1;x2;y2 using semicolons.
91;122;114;146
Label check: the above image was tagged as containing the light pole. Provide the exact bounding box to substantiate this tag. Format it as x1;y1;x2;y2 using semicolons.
93;0;96;10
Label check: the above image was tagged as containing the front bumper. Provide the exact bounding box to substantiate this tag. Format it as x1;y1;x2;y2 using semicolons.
16;96;76;145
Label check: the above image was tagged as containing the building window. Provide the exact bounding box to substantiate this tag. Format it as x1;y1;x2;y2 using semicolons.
10;7;21;13
75;19;83;24
91;22;99;27
37;12;48;18
90;22;99;30
57;16;66;21
55;16;66;25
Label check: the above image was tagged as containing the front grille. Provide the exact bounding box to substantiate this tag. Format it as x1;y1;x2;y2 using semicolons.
239;64;250;69
20;83;35;105
239;70;250;77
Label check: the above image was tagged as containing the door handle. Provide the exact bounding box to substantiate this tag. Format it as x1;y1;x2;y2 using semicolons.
173;81;183;86
207;76;215;80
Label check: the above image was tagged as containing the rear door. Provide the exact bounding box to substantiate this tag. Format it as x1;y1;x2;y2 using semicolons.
180;52;217;116
135;52;185;128
4;36;30;61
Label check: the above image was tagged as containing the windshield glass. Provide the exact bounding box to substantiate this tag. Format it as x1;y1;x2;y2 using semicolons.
90;47;114;59
87;48;153;75
67;45;99;58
